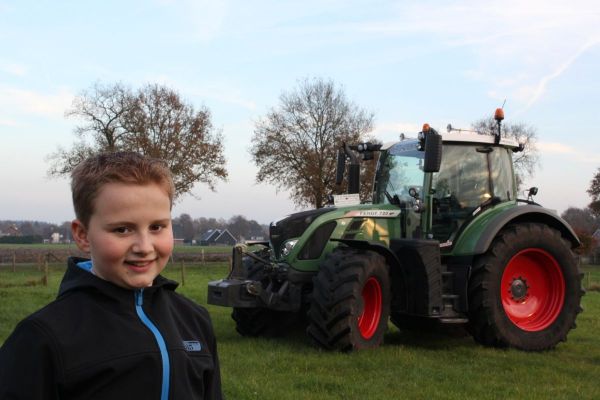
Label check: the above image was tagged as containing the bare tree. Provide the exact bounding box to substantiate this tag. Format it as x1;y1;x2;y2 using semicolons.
561;207;600;235
561;207;600;256
175;213;196;242
588;167;600;216
472;118;539;187
48;82;228;199
250;78;374;208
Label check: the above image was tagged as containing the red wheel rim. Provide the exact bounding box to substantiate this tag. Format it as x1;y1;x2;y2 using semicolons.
501;248;565;331
358;277;382;339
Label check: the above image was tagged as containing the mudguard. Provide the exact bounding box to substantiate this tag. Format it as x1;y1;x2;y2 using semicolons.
451;204;580;256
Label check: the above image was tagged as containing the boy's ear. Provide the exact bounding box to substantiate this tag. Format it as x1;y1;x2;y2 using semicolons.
71;219;90;253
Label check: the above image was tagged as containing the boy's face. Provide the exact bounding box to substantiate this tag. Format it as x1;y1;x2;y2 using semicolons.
71;182;174;290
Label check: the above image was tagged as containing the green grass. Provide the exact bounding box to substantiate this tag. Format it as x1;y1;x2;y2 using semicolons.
172;244;232;254
0;243;79;251
1;264;599;399
582;265;600;291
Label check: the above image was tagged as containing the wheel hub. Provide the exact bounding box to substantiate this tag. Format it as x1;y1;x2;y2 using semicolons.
509;277;529;302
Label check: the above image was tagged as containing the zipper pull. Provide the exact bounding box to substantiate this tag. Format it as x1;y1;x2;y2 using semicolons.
135;288;144;306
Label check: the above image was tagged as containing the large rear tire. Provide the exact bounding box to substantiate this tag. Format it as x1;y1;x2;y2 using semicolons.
307;247;390;351
468;223;584;350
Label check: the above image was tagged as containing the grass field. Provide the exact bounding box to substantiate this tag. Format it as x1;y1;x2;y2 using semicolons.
1;263;599;399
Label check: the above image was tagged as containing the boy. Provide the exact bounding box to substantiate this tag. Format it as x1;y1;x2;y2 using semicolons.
0;152;222;399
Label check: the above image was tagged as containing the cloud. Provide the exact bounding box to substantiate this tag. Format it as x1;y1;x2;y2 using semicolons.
371;121;424;142
0;86;74;120
188;83;257;111
538;141;600;163
537;141;577;155
523;38;600;110
155;0;229;42
0;62;27;76
356;0;600;111
0;118;19;127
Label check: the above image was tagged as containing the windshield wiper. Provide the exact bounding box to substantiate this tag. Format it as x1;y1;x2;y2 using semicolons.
384;190;401;206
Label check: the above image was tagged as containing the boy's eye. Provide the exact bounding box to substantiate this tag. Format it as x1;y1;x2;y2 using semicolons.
150;224;164;232
113;227;131;234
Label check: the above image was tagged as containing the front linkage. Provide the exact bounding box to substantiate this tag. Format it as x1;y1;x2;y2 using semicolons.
208;244;305;312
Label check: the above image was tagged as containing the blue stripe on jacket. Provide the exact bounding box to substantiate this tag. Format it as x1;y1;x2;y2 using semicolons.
135;289;171;400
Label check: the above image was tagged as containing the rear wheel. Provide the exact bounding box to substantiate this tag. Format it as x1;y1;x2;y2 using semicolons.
307;247;390;351
468;223;584;350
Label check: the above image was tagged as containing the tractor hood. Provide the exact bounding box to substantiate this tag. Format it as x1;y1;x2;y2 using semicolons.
270;207;337;257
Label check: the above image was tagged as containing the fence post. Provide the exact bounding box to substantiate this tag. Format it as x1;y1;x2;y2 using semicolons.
12;251;16;273
42;257;49;286
201;249;205;266
180;260;186;286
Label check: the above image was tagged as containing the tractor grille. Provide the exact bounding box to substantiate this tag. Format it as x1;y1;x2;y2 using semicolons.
270;208;336;257
298;221;337;260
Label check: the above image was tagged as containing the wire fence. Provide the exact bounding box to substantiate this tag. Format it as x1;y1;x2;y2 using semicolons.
0;247;231;288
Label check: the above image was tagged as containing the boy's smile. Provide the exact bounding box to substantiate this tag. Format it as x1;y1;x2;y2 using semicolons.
72;182;174;289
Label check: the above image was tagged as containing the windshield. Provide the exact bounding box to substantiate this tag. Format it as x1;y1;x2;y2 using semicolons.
373;142;425;204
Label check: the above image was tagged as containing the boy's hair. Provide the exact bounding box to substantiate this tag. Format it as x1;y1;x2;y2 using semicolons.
71;152;175;227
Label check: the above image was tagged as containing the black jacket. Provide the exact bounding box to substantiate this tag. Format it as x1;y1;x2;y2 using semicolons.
0;257;222;399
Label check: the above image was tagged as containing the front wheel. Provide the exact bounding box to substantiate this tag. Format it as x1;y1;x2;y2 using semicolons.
307;247;390;351
468;223;584;350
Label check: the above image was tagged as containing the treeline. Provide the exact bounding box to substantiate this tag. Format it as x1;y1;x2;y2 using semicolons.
0;235;45;244
560;207;600;257
0;215;269;244
172;214;268;243
0;221;71;241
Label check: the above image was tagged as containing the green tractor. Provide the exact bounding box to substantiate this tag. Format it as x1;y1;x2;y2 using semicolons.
208;110;584;352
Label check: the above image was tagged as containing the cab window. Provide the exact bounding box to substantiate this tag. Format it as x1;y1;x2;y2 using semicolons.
431;144;514;242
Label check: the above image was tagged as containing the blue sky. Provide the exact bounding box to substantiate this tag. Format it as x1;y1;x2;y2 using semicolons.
1;0;599;225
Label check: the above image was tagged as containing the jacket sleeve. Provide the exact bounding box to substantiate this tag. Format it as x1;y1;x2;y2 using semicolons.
204;330;223;400
0;319;61;399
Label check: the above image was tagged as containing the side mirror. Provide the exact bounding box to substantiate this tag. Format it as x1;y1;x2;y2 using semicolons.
423;131;442;172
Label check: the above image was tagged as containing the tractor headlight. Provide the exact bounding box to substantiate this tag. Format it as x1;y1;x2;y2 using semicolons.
281;239;298;256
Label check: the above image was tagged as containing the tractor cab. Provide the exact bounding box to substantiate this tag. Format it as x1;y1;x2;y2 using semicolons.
371;127;520;246
429;135;517;245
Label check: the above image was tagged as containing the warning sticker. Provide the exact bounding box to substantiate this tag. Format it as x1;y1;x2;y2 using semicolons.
333;193;361;206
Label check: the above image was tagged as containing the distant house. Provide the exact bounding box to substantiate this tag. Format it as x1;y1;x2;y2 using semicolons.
214;230;237;246
198;229;237;246
50;232;61;244
198;229;221;246
589;229;600;265
5;225;20;236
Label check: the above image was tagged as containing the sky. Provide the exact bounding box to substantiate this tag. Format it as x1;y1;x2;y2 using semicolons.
1;0;599;225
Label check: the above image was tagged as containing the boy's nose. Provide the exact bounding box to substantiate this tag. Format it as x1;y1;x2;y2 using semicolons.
132;233;154;254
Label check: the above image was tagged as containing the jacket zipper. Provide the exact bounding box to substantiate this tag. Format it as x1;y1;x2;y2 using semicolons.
135;289;170;400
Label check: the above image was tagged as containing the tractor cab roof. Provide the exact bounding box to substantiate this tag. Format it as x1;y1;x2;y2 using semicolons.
440;132;520;148
381;132;520;152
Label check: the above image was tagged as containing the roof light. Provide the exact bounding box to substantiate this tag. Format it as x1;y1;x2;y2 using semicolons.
494;108;504;121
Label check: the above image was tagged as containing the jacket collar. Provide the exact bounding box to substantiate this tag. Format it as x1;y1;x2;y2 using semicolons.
58;257;178;300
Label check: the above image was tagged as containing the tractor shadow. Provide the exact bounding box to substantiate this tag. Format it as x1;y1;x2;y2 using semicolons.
384;322;474;350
